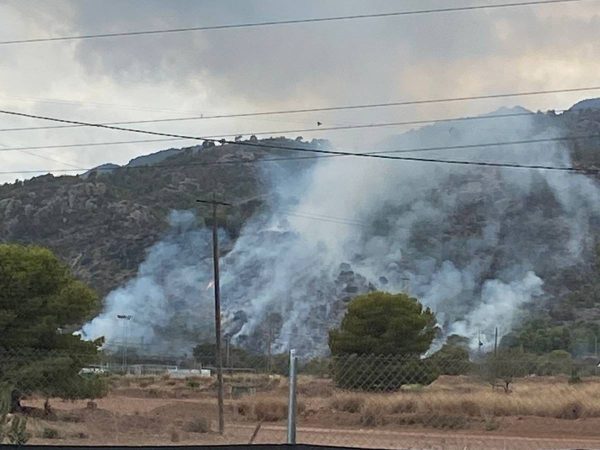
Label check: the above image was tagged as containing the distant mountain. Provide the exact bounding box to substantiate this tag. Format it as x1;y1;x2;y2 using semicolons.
569;98;600;111
481;105;532;116
82;148;192;178
82;163;120;178
126;148;186;167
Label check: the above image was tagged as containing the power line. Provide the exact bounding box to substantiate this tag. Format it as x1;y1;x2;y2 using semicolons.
276;209;366;227
0;110;553;152
0;137;187;152
0;112;510;135
1;86;597;133
0;139;83;169
1;136;598;176
16;150;83;169
0;94;320;128
0;0;589;46
3;107;600;158
0;108;597;176
1;127;598;161
0;154;315;175
0;149;596;176
385;134;600;155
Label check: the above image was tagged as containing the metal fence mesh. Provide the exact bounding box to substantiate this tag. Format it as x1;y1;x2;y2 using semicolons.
295;354;600;449
2;347;600;448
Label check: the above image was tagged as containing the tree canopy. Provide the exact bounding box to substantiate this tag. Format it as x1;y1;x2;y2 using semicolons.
501;318;600;356
0;244;105;408
329;291;437;356
429;335;472;375
0;244;99;351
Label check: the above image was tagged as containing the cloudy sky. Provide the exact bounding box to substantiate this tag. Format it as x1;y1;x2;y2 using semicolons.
0;0;599;183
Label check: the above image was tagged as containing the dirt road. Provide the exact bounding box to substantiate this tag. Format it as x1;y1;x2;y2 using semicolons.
241;423;600;449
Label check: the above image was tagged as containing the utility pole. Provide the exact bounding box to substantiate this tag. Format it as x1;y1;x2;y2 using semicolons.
265;313;277;373
225;336;232;375
266;327;273;373
494;327;498;356
287;349;298;444
197;195;231;436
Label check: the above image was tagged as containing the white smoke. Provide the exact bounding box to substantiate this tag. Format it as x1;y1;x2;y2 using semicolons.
449;271;544;346
82;210;222;354
83;109;600;356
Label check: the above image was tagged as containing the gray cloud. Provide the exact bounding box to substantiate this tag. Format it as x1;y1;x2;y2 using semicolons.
0;0;599;182
64;0;599;103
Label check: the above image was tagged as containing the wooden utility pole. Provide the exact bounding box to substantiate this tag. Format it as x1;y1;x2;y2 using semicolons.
494;327;498;356
266;326;273;373
400;277;411;294
225;336;231;369
197;195;231;435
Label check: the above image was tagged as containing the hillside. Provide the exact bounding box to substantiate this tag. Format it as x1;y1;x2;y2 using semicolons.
2;104;600;356
0;137;325;296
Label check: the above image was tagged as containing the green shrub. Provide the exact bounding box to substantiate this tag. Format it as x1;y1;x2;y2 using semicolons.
300;357;330;377
0;382;30;445
569;368;582;384
430;337;473;375
479;351;535;392
76;375;110;399
186;379;200;389
183;417;211;433
331;355;438;391
536;350;573;376
41;427;60;439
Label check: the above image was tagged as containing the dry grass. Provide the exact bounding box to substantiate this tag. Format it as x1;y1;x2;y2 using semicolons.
329;394;469;429
297;377;334;398
183;417;211;433
56;411;83;423
23;373;600;446
236;396;305;422
327;376;600;424
360;399;387;426
330;394;365;413
135;376;156;387
169;429;181;442
40;427;61;439
223;373;282;392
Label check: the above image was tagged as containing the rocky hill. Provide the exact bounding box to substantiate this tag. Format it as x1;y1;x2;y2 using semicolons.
2;104;600;355
0;137;325;296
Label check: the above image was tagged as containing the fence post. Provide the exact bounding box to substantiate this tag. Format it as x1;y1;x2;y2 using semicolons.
287;349;297;444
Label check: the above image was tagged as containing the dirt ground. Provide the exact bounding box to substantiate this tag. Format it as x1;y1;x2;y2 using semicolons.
19;374;600;449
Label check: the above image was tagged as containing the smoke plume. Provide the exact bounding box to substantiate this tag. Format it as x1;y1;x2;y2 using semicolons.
83;108;600;356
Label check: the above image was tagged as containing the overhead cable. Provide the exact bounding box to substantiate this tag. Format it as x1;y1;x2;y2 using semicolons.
1;86;597;133
0;0;590;45
0;109;598;176
0;110;558;152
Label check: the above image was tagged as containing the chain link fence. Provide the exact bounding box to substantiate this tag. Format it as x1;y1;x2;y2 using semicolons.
295;353;600;449
2;347;600;448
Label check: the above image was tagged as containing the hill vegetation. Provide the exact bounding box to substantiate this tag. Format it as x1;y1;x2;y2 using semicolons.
1;106;600;352
0;137;325;297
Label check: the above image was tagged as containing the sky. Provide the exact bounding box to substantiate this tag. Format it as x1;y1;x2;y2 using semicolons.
0;0;599;184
